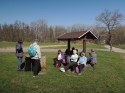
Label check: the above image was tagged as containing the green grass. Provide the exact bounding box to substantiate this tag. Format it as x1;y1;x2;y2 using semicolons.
0;42;16;48
0;41;105;49
114;44;125;50
52;43;105;49
43;42;105;49
0;51;125;93
0;42;64;48
0;41;34;48
73;43;105;49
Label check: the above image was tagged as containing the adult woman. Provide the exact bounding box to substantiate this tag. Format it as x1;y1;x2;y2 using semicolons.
87;49;97;69
77;52;87;75
55;50;65;67
30;39;41;77
16;40;24;71
60;49;78;72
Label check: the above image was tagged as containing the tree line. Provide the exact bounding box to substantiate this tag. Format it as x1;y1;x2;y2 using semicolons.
0;20;87;42
0;20;66;42
0;10;125;46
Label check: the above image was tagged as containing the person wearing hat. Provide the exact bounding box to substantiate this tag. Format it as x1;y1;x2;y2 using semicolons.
16;40;24;71
31;39;41;77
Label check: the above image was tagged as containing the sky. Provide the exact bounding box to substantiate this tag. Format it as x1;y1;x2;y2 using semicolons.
0;0;125;26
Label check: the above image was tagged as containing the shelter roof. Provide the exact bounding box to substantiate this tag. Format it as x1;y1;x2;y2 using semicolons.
57;31;98;41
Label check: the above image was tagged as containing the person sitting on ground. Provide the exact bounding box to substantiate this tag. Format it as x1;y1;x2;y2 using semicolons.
54;50;65;67
77;52;87;75
65;48;70;56
76;48;79;55
87;49;97;69
70;47;75;55
60;49;78;72
64;48;71;64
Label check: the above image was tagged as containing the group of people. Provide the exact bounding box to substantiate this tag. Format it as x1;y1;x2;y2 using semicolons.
16;39;41;77
55;47;97;75
16;39;97;77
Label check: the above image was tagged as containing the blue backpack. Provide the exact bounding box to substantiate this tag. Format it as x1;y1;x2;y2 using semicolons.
28;44;37;57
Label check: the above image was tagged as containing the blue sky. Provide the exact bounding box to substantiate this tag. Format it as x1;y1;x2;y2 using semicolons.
0;0;125;26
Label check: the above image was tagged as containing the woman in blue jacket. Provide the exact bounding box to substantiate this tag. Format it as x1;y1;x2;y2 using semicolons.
16;40;24;71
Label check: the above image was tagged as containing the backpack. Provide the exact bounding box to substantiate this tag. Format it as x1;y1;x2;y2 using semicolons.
28;44;37;57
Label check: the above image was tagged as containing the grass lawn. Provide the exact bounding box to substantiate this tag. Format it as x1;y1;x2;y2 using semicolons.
0;42;16;48
0;41;105;49
0;51;125;93
0;42;63;48
114;44;125;50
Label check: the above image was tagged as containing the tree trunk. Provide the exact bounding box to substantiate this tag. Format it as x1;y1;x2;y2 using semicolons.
108;31;112;52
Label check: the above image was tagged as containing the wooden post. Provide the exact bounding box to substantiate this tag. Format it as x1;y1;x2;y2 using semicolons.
68;39;70;50
40;55;46;71
83;40;86;54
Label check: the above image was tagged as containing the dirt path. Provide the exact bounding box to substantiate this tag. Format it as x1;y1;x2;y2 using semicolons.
0;45;66;52
104;45;125;54
0;45;124;53
0;47;108;53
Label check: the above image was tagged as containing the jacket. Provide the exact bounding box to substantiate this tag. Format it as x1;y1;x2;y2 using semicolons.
16;43;23;58
31;42;41;59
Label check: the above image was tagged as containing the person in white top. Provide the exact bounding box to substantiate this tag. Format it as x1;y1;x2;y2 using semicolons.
31;39;41;77
60;49;78;72
31;41;41;60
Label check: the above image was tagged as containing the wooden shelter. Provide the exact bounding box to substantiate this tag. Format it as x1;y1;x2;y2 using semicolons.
57;31;98;53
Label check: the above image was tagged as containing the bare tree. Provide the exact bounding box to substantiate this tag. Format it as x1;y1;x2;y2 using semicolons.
96;9;124;51
54;26;67;37
112;25;125;45
30;19;48;42
70;24;88;32
92;24;107;44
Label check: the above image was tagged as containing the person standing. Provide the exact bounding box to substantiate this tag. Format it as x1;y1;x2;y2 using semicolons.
29;39;41;77
16;40;24;71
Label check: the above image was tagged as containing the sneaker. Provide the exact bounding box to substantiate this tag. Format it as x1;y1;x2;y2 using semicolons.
60;67;63;70
60;68;65;72
33;75;38;78
78;73;81;75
